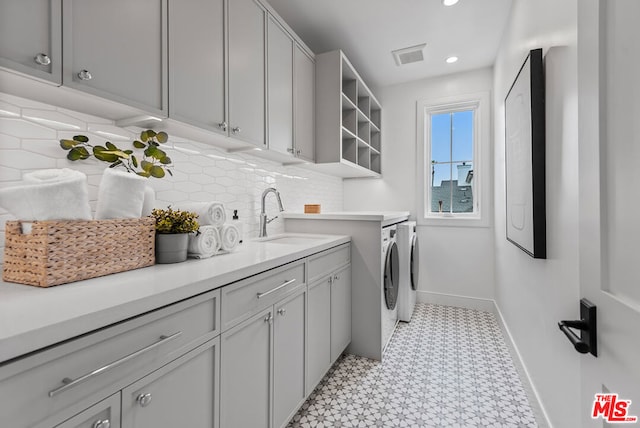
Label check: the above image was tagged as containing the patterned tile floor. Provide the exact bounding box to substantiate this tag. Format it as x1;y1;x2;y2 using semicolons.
288;303;539;428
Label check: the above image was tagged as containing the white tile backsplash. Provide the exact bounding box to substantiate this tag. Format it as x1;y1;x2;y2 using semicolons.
0;93;343;263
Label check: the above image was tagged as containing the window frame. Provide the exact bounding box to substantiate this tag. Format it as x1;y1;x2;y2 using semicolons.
416;91;491;227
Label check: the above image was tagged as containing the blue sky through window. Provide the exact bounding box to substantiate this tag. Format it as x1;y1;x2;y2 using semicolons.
431;110;473;186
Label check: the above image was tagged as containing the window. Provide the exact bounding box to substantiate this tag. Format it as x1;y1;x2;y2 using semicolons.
416;92;490;227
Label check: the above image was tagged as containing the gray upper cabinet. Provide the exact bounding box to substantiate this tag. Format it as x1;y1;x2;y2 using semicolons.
0;0;61;84
62;0;168;116
267;16;294;157
168;0;226;135
294;44;315;162
228;0;266;147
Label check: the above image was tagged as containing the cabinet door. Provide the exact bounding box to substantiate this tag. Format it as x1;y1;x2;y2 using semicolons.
267;16;294;157
120;338;219;428
273;290;305;428
228;0;266;147
306;275;331;395
55;393;120;428
294;45;315;162
62;0;167;115
0;0;61;84
168;0;226;134
220;307;271;428
331;264;352;362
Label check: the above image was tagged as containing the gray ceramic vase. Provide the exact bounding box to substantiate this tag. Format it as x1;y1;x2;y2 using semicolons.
155;233;189;264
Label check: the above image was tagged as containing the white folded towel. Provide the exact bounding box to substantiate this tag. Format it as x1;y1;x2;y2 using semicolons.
141;186;156;216
0;168;92;221
180;201;226;227
219;223;240;252
188;226;221;259
95;168;147;220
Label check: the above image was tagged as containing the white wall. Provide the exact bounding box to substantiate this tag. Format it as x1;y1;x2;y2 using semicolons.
492;1;579;426
344;68;495;301
0;92;343;263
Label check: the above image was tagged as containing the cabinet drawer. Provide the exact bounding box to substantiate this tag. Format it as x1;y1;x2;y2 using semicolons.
221;261;305;331
0;289;220;428
308;243;350;283
54;393;120;428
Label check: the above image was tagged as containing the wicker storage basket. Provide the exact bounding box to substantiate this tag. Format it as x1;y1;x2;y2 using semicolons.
3;217;155;287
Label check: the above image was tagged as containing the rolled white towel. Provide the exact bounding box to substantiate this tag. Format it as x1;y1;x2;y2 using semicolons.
188;226;221;259
95;168;147;220
180;201;226;226
219;223;240;252
0;168;92;221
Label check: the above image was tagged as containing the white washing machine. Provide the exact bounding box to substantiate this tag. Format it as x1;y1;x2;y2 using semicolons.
397;221;419;322
381;224;399;352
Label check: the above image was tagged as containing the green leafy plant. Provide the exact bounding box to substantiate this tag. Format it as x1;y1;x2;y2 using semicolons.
59;130;173;178
152;206;199;234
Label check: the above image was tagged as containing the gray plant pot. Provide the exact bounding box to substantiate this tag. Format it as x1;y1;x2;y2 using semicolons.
155;233;189;264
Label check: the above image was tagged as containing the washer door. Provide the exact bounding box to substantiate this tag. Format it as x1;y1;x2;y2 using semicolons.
384;240;399;310
410;234;419;291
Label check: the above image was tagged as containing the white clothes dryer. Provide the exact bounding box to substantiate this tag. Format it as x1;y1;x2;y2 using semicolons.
397;221;418;322
381;224;399;352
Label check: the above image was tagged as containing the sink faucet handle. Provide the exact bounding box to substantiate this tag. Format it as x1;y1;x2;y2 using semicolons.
267;215;279;224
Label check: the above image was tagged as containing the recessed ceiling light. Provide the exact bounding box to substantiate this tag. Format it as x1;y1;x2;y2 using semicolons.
442;0;459;6
446;56;459;64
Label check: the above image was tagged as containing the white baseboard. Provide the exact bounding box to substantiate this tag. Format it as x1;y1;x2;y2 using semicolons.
416;290;553;428
416;290;496;313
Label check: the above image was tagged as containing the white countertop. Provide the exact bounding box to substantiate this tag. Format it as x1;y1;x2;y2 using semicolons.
283;211;410;223
0;233;350;363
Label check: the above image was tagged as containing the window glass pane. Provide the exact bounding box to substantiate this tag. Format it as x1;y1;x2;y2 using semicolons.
431;113;451;163
452;162;474;213
430;163;451;213
452;110;473;162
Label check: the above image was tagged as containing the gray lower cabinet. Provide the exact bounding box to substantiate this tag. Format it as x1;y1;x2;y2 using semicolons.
55;393;121;428
121;338;219;428
62;0;168;116
294;44;315;162
331;264;352;363
220;307;272;428
220;287;306;428
168;0;226;134
228;0;266;147
0;0;61;84
306;274;332;395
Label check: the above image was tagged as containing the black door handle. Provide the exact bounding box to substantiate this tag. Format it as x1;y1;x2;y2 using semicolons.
558;298;597;357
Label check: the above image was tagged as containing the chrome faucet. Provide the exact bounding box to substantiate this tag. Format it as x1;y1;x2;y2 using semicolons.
259;187;285;237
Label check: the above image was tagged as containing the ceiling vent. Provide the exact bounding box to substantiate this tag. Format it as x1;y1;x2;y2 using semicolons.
392;43;426;66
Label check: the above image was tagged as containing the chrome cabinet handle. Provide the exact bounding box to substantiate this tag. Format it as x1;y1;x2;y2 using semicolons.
92;420;110;428
34;53;51;66
218;122;227;131
48;332;182;397
77;69;93;81
137;393;152;407
256;279;296;299
231;126;241;134
264;313;273;324
296;149;301;156
287;147;295;154
278;308;286;316
334;274;340;281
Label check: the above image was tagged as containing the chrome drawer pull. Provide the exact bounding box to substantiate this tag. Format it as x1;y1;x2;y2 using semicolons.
256;278;296;299
48;331;182;397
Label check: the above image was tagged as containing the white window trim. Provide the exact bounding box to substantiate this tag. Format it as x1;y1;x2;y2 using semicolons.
416;91;491;228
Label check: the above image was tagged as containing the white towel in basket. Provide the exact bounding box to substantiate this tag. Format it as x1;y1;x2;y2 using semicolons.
179;201;226;227
188;226;221;259
95;168;147;219
0;168;92;221
219;223;240;252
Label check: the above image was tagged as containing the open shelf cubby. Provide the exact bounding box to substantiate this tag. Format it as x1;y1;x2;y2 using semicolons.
342;108;357;135
370;152;381;174
370;130;380;152
370;104;381;129
357;141;370;169
358;120;370;144
342;137;357;164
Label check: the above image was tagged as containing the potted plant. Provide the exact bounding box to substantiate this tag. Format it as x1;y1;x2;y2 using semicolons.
152;206;199;264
